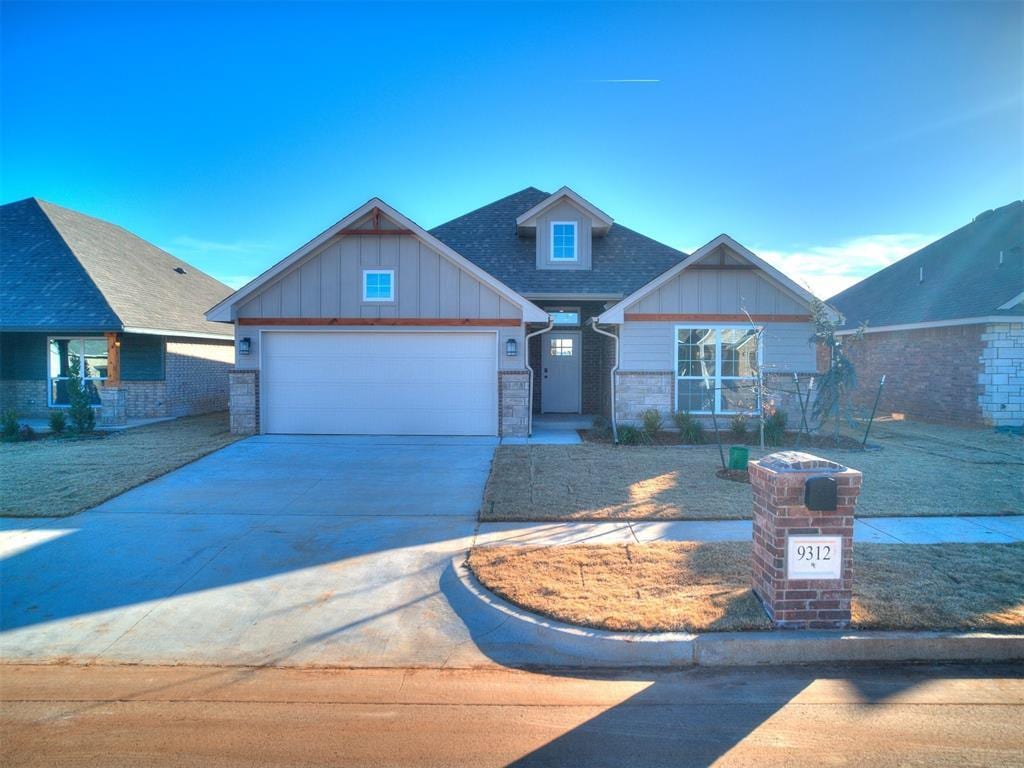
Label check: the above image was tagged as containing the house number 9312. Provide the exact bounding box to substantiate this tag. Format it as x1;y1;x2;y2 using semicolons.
786;535;843;580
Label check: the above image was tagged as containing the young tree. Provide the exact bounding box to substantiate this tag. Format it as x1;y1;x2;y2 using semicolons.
809;297;863;446
66;356;96;434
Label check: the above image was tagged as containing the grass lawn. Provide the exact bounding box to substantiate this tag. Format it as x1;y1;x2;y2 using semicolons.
0;412;242;518
467;541;1024;633
482;418;1023;521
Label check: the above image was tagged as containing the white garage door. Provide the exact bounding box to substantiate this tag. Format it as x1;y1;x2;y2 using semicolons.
261;331;498;436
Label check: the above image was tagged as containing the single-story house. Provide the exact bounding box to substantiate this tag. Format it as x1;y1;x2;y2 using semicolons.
0;198;236;425
207;187;823;437
828;200;1023;428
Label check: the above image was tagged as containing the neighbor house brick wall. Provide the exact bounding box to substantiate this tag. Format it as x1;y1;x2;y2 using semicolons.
498;370;530;437
614;371;673;426
0;380;49;418
229;368;259;435
164;338;234;417
123;381;168;418
843;324;986;426
979;322;1024;428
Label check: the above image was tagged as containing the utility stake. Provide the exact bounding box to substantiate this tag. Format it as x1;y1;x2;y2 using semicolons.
862;374;886;447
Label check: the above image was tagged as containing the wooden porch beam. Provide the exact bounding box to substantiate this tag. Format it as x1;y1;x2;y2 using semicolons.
624;313;810;323
105;332;121;385
238;317;521;327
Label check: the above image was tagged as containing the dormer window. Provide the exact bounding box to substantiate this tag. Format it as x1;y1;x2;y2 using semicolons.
550;222;577;261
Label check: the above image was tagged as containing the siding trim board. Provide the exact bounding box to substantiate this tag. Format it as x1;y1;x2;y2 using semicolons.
239;317;521;327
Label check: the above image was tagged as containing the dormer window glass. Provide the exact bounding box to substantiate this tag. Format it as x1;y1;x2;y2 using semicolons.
550;222;577;261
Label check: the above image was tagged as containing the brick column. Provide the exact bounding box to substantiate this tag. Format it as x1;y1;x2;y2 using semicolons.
97;385;127;427
229;369;259;435
748;451;862;629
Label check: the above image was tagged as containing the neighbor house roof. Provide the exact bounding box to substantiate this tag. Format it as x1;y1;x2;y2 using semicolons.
828;200;1023;331
428;187;689;298
1;198;233;338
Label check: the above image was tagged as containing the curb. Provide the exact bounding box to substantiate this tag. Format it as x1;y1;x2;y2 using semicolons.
451;556;1024;667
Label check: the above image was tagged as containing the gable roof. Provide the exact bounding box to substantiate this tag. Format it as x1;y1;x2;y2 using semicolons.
828;200;1023;329
597;234;822;324
1;198;233;338
429;187;689;298
206;198;548;323
515;186;614;234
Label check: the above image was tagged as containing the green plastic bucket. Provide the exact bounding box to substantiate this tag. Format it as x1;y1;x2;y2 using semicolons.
728;446;749;470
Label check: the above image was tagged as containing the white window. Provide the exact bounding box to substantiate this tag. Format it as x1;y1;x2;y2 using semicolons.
549;307;580;326
550;222;577;261
675;326;761;415
362;269;395;302
48;337;107;407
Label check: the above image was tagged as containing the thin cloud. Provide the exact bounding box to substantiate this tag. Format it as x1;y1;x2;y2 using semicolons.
213;274;258;290
166;235;277;255
754;233;936;300
588;78;661;83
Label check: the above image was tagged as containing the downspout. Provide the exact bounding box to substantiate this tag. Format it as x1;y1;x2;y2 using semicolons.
523;317;554;437
589;317;620;443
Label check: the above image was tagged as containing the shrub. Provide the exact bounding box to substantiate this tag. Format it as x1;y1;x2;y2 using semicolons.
66;359;96;434
18;424;35;441
640;408;663;438
764;408;788;447
1;409;18;440
729;414;749;440
48;410;67;434
617;425;651;446
673;411;705;444
590;415;612;439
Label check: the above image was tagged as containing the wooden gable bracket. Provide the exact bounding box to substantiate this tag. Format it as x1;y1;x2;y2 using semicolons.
338;207;413;236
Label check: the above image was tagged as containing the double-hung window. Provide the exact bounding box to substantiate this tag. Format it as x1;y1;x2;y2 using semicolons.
550;222;577;261
675;326;761;414
48;337;107;407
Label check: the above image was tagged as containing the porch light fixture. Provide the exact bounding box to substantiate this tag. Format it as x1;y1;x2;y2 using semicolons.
239;337;252;355
505;338;518;357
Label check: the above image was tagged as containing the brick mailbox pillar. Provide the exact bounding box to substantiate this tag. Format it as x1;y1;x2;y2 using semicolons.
748;451;862;629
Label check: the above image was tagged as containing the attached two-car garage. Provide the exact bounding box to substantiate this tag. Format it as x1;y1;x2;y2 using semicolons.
261;331;499;436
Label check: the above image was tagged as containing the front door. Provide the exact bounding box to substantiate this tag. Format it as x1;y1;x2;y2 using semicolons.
541;331;582;413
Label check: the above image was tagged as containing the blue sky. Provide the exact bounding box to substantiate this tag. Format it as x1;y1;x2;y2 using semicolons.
2;1;1021;298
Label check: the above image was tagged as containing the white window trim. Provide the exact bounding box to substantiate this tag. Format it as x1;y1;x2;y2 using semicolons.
362;269;395;302
549;221;578;262
674;324;763;415
548;306;581;326
47;336;107;408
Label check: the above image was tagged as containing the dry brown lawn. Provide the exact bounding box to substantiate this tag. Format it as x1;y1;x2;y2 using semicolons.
0;412;242;518
482;418;1023;521
467;541;1024;633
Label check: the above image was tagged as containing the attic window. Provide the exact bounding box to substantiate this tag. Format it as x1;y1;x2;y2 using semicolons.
550;222;577;262
174;266;187;274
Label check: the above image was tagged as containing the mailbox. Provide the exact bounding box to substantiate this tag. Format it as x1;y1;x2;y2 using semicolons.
804;475;838;511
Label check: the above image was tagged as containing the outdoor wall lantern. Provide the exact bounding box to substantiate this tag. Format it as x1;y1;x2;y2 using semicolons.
238;337;252;355
505;338;518;357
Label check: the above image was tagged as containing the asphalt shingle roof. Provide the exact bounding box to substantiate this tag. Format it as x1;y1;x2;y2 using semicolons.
429;187;688;296
828;201;1023;329
1;198;233;337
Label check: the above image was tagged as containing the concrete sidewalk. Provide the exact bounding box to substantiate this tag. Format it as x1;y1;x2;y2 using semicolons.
475;515;1024;547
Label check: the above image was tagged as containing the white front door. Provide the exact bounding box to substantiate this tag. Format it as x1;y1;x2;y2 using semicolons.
261;331;498;435
541;331;581;413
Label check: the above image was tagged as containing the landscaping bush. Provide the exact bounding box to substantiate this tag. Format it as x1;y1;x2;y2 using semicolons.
66;360;96;434
672;411;705;444
729;414;749;440
640;408;663;438
48;410;67;434
1;409;18;440
764;408;787;446
617;425;652;446
590;415;612;439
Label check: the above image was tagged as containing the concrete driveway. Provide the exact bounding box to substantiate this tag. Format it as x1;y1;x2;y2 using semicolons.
0;435;511;668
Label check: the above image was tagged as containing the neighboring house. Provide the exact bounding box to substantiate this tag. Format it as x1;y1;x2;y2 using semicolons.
828;200;1023;429
0;198;235;425
207;187;822;437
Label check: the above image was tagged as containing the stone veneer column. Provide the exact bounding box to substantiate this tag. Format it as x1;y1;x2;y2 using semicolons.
228;369;259;435
97;385;127;428
499;370;530;437
748;451;862;629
